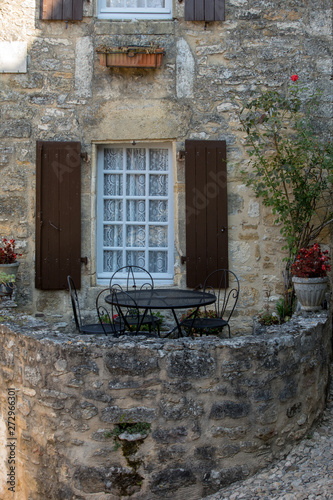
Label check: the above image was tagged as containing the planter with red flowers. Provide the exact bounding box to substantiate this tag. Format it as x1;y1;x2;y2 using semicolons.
0;238;21;299
291;243;331;311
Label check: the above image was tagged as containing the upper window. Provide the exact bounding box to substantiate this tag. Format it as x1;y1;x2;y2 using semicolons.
96;144;174;283
97;0;172;19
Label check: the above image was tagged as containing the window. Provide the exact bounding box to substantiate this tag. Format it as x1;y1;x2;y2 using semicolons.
97;144;174;282
97;0;172;20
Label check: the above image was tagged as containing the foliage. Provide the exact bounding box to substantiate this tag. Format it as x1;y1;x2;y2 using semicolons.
257;311;281;326
100;310;164;332
0;272;16;284
258;287;293;325
105;421;151;452
100;313;118;324
138;311;164;331
276;296;294;322
237;75;333;263
291;242;331;278
0;238;21;264
181;308;220;335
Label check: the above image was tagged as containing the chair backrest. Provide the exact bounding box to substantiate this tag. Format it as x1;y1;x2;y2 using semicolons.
110;287;142;331
96;288;122;333
67;275;82;331
203;269;240;322
109;265;154;291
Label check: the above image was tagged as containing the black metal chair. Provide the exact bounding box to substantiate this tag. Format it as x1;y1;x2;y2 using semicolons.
110;287;151;334
182;269;240;338
67;276;124;336
96;288;126;337
110;265;161;335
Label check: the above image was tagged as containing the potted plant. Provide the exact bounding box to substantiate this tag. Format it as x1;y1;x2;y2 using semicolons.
236;75;333;316
0;238;21;279
291;243;331;311
0;272;16;299
96;44;165;68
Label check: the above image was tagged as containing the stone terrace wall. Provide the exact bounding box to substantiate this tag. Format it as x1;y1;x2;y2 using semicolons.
0;1;332;328
0;313;331;499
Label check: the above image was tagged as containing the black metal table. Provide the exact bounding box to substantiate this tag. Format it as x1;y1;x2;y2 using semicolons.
105;288;216;337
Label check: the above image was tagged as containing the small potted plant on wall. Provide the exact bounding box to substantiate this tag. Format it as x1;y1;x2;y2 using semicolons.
291;243;331;311
0;238;21;279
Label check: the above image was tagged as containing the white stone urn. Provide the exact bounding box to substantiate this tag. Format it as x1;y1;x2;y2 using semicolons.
292;276;328;311
0;262;20;279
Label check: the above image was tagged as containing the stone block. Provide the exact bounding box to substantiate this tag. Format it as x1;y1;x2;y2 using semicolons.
152;426;188;444
105;349;159;376
0;120;31;138
150;467;196;493
166;350;216;379
101;405;156;423
210;401;250;420
71;401;99;420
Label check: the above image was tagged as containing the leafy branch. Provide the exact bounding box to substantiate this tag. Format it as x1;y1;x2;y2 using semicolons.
237;77;333;263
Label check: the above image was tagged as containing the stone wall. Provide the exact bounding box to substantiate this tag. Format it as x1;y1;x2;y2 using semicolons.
0;0;332;326
0;312;331;499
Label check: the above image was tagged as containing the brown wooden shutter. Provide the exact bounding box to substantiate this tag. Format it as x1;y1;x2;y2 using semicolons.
185;140;228;288
185;0;225;22
40;0;83;21
36;141;81;290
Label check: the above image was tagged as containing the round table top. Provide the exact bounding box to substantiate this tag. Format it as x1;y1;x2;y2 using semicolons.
105;288;216;310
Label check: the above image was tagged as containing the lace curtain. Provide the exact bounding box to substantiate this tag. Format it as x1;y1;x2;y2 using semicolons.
106;1;165;8
103;147;169;274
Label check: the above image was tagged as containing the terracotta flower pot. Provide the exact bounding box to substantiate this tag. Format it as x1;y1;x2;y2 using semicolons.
96;46;165;68
292;276;328;311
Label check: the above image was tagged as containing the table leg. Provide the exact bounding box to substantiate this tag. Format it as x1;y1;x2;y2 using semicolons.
160;306;201;338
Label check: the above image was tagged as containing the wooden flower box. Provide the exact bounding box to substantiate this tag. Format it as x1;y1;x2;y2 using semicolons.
96;45;165;68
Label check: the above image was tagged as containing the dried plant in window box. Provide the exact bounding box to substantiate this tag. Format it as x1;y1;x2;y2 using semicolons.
96;45;165;68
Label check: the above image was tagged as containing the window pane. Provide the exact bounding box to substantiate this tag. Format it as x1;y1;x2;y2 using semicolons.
126;225;145;247
126;174;146;196
104;148;123;170
104;174;123;196
149;148;168;171
104;225;123;246
106;0;165;6
149;226;167;247
147;0;165;6
104;250;122;272
126;251;145;267
149;200;168;222
104;200;123;221
106;0;125;7
127;148;145;171
149;251;167;273
149;174;168;196
127;200;145;222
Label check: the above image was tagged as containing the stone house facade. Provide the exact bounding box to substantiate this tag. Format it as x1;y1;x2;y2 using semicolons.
0;0;332;330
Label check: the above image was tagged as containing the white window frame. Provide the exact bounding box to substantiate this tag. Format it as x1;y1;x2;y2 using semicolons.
97;0;173;20
96;143;174;285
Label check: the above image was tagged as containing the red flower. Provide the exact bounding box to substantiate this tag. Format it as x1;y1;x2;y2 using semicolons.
0;238;21;264
291;74;298;82
291;243;331;278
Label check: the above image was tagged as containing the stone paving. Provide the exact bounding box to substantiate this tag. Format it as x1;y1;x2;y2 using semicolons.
204;364;333;500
